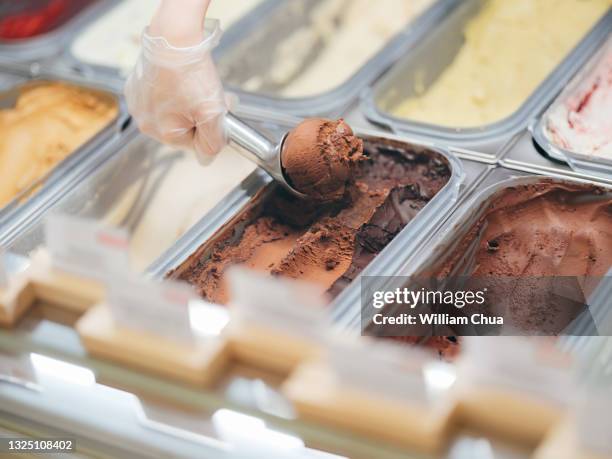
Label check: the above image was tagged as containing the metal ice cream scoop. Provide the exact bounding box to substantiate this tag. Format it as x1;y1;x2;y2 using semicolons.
224;112;307;198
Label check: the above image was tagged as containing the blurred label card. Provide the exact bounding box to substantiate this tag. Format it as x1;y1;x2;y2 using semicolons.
461;337;573;402
576;389;612;454
330;339;429;404
0;248;7;289
227;267;326;339
107;275;196;343
46;215;129;281
0;355;39;391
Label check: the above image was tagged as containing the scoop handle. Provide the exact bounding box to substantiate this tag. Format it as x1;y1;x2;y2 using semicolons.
224;113;306;198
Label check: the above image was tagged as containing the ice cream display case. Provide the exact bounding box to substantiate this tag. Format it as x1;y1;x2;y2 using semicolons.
532;34;612;180
1;1;612;458
362;0;612;162
215;0;455;117
0;65;129;246
0;0;113;62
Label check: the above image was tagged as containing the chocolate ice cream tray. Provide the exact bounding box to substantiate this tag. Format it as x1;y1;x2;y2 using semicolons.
361;0;612;163
531;34;612;180
148;127;465;310
336;165;612;332
0;66;130;246
215;0;455;118
402;168;612;279
0;0;117;63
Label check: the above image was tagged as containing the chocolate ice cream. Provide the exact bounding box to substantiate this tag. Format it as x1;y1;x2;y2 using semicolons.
169;138;451;304
437;181;612;334
281;118;363;201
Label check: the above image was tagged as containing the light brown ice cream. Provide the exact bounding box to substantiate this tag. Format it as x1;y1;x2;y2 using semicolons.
281;118;363;201
0;82;118;207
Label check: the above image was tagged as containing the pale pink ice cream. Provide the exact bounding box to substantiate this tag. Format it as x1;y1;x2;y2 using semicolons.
545;41;612;159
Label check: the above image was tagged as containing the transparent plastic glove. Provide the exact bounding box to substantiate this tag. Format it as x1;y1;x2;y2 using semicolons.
124;19;227;164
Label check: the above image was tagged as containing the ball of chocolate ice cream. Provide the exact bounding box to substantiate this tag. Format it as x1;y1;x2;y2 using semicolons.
281;118;364;201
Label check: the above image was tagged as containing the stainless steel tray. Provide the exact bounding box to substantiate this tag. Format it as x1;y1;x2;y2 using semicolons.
361;0;612;162
0;66;130;246
215;0;456;118
532;34;612;179
148;126;465;311
0;0;117;63
500;130;612;187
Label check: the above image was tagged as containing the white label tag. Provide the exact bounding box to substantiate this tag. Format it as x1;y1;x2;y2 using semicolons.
45;215;129;281
330;338;429;405
107;275;196;344
576;389;612;454
0;354;38;391
227;267;326;340
461;337;573;403
0;248;7;289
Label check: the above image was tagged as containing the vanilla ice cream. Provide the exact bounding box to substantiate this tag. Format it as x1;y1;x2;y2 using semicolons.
104;144;255;270
71;0;263;75
224;0;433;97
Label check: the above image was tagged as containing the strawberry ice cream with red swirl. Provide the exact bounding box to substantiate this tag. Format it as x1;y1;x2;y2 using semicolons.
544;41;612;160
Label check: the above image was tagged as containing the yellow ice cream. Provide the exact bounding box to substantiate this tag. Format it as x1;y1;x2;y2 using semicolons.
393;0;610;128
0;82;118;207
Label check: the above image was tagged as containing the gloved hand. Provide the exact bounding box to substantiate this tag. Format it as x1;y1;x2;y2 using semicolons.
124;0;227;164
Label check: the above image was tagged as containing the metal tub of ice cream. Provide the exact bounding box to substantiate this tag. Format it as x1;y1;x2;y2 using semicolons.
362;0;612;162
60;0;281;89
148;126;464;314
215;0;456;118
338;166;612;334
0;0;116;62
5;128;263;272
532;34;612;180
0;66;130;245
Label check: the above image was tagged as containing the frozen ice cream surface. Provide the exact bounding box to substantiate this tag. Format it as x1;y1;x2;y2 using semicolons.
393;0;610;127
281;118;364;201
0;82;117;208
228;0;433;97
104;145;255;271
437;181;612;334
169;139;451;304
544;40;612;159
439;182;612;278
71;0;263;75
